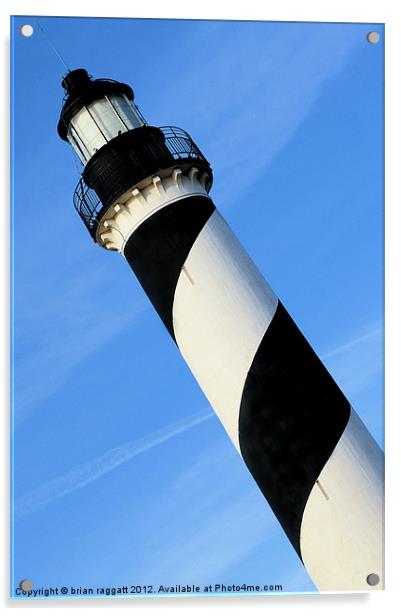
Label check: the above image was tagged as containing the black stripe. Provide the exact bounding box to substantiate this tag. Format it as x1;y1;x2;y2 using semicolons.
238;302;351;560
124;195;215;339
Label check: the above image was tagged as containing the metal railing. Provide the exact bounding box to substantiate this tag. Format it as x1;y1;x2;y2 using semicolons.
73;125;211;240
73;178;102;237
158;126;204;160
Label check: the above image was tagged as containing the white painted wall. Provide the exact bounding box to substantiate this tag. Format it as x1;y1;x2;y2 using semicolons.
173;209;278;450
300;408;384;591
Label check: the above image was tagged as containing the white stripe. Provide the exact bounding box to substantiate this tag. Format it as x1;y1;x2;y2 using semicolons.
300;409;384;590
172;210;278;451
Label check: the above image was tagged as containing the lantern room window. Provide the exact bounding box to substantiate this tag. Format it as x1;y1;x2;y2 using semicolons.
66;94;146;164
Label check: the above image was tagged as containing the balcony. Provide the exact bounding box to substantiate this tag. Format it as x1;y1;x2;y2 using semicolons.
73;125;213;240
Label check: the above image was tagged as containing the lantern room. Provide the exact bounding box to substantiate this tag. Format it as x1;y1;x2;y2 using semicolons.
57;68;147;164
58;68;213;241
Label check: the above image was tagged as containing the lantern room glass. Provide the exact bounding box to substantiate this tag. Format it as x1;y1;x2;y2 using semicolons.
67;94;146;164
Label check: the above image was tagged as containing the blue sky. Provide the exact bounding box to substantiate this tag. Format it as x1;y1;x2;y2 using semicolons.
11;16;384;598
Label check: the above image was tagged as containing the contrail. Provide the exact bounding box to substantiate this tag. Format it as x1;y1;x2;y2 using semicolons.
15;410;214;522
322;326;382;360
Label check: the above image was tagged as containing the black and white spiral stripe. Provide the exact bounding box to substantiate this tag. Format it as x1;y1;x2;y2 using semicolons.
123;193;383;590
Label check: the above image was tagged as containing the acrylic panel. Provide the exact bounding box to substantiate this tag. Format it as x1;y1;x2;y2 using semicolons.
10;16;384;599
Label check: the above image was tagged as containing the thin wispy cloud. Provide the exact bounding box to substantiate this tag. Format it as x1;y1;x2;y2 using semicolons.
151;22;362;210
12;263;148;426
322;326;382;360
15;409;214;523
321;323;383;397
149;490;275;582
134;437;311;587
320;323;383;445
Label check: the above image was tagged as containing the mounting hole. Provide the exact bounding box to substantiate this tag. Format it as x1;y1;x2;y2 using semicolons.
19;579;33;591
20;24;34;37
366;573;380;586
367;31;380;44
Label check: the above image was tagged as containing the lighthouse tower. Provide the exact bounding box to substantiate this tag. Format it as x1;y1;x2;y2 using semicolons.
57;68;384;592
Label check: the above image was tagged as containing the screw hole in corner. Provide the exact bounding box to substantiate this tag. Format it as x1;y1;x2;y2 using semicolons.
366;573;380;586
19;579;33;591
20;24;34;37
367;31;380;44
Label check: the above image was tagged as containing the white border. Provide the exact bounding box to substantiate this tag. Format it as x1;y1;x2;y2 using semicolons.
2;1;400;614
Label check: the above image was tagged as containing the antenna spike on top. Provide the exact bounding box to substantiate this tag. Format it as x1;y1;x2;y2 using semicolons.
35;20;71;72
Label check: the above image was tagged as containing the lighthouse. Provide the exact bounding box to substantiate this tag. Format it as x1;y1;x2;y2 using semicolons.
57;68;384;592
